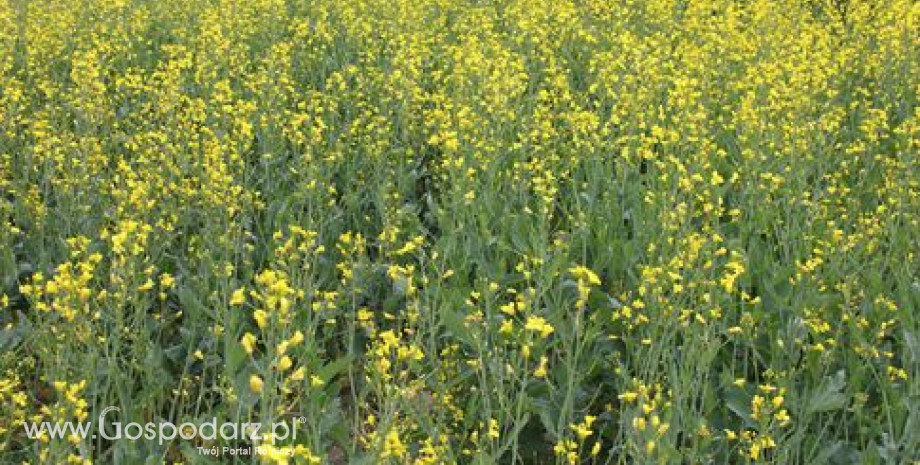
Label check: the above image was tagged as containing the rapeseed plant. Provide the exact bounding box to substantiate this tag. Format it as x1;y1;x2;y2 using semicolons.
1;0;918;463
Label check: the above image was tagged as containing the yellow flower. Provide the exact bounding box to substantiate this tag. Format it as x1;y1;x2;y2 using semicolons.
524;316;554;338
382;429;407;459
487;418;499;439
591;441;602;456
249;375;264;394
159;273;175;288
277;356;293;371
569;266;601;285
230;288;247;306
253;310;269;329
633;417;646;431
534;356;548;378
310;375;325;387
571;415;596;440
241;332;257;354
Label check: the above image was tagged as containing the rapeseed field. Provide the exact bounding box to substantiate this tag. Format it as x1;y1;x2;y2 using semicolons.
0;0;918;463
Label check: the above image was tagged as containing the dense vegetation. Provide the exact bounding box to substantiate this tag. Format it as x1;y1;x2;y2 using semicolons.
1;0;918;463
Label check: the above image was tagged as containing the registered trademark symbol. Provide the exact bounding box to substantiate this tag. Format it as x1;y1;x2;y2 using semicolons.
297;416;307;424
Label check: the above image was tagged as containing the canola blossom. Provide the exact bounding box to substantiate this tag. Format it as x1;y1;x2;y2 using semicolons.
0;0;918;463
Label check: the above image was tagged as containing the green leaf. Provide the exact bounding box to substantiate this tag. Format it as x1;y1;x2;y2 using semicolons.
806;370;847;415
178;286;215;320
319;354;353;381
440;304;475;348
725;389;753;425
